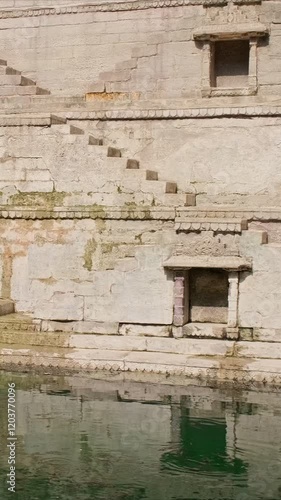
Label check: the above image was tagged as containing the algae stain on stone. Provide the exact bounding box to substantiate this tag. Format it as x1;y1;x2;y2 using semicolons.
10;191;67;208
83;238;97;271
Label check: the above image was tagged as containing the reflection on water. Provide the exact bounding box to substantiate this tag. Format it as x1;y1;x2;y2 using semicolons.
0;373;281;499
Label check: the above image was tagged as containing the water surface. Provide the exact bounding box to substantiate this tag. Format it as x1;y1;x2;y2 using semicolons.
0;372;281;500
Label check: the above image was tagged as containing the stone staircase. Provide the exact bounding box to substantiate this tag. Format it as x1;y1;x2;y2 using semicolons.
50;116;196;207
0;59;50;96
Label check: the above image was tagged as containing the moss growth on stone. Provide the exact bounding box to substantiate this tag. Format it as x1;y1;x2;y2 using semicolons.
83;238;97;271
10;191;67;208
101;242;119;254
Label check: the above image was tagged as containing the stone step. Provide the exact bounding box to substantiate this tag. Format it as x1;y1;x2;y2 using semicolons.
107;146;122;157
125;169;158;181
0;75;21;85
50;115;67;125
165;182;177;193
70;125;84;135
110;178;175;194
154;193;196;206
0;85;49;96
68;335;233;356
126;159;140;169
1;343;281;384
0;75;36;86
52;124;84;135
0;313;41;332
235;341;281;359
0;300;15;316
89;135;103;145
0;333;233;356
5;67;21;76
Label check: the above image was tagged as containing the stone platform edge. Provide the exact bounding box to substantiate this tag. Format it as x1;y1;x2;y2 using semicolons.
1;343;281;390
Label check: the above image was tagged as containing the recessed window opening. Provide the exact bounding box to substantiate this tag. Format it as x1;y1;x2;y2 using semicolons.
189;268;229;324
212;40;250;88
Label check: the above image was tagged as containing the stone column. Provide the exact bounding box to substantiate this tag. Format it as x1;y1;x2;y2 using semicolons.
227;271;239;328
248;38;258;89
173;271;189;326
201;41;212;97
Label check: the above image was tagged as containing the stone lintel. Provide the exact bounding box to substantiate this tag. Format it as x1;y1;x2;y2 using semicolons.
193;23;268;41
164;256;252;271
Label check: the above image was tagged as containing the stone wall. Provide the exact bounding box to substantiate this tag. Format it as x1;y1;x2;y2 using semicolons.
0;0;280;340
0;0;279;99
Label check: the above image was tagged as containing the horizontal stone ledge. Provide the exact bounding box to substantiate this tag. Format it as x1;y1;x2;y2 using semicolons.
0;0;227;21
0;113;52;127
0;206;175;221
3;105;281;122
1;347;281;387
0;206;280;222
176;207;281;222
64;105;281;120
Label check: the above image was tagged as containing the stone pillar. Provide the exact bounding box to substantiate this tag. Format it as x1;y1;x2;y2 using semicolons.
227;271;239;328
173;271;189;326
248;38;258;89
201;41;212;97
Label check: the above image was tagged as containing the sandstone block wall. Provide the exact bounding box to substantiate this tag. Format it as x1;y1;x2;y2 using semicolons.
0;0;279;99
0;0;280;337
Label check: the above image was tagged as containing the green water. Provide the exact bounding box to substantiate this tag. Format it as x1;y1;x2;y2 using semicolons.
0;373;281;500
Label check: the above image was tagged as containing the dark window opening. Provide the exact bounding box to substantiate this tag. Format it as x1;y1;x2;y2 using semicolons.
189;268;228;324
211;40;250;88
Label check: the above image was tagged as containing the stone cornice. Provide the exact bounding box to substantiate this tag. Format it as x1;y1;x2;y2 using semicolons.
2;105;281;123
0;0;227;20
0;206;281;222
0;206;175;221
176;207;281;221
64;105;281;120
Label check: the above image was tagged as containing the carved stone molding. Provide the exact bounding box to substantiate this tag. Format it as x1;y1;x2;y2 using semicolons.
63;105;281;121
1;106;281;126
175;218;248;233
0;0;227;21
0;206;175;221
177;207;281;222
0;206;280;222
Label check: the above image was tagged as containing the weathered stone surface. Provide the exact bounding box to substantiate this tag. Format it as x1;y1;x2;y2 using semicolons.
253;329;281;343
236;341;281;359
42;320;119;335
182;323;226;339
119;324;171;337
0;300;14;316
0;0;280;380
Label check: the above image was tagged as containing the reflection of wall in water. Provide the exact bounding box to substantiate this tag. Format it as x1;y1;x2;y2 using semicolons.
9;385;281;500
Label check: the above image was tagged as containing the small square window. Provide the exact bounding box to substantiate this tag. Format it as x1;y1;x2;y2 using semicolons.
211;40;250;88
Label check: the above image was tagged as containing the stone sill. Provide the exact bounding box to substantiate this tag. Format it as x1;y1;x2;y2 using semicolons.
202;87;258;98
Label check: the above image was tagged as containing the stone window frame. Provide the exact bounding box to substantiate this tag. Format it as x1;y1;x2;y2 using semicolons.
173;269;238;328
163;256;252;334
193;24;268;98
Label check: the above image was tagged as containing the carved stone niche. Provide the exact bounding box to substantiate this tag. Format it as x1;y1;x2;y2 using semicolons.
193;23;268;97
163;255;252;331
